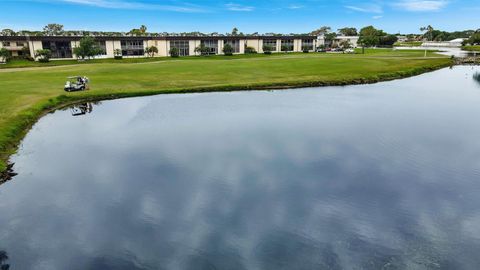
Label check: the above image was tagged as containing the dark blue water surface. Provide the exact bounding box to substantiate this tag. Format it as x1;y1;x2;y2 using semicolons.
1;66;480;270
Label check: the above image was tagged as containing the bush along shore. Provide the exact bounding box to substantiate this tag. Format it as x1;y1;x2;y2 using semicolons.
0;52;452;179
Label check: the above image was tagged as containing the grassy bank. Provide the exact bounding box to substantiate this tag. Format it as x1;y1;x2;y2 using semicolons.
0;50;451;173
462;46;480;52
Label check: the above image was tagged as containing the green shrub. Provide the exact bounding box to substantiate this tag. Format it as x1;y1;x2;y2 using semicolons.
169;47;179;58
245;46;257;54
223;43;234;56
262;45;273;54
0;48;10;63
34;49;51;62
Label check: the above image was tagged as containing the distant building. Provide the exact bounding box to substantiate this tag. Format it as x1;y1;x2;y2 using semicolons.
396;36;408;42
317;35;359;48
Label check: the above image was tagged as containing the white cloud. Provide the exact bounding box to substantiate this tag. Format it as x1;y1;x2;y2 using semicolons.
55;0;206;12
225;3;254;11
345;4;383;14
393;0;448;11
288;4;304;9
372;15;383;19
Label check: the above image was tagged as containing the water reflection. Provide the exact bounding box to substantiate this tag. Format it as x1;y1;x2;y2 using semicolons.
474;72;480;85
68;102;95;116
0;251;10;270
0;163;16;184
1;66;480;269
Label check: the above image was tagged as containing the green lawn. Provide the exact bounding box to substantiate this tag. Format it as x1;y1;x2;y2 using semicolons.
393;41;423;47
0;50;451;172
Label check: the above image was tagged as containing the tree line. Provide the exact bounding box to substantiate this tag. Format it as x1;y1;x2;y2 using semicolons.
0;24;311;38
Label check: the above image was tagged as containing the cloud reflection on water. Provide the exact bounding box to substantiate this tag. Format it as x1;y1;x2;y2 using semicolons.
1;66;480;269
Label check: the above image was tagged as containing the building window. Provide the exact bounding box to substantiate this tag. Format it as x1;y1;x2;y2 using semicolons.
170;40;189;56
16;42;25;47
263;39;277;51
121;40;144;56
223;40;240;53
281;39;294;51
201;40;218;55
96;41;107;55
302;39;314;51
2;42;10;47
42;41;72;58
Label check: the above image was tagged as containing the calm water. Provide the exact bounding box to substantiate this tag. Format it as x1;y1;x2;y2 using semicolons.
1;66;480;270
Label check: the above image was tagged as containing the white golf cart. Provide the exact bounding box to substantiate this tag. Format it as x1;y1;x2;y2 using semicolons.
64;76;90;92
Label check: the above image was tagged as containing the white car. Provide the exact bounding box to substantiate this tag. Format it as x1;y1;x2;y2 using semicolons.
345;49;355;54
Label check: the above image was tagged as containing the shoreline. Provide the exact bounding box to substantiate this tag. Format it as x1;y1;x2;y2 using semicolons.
0;60;452;181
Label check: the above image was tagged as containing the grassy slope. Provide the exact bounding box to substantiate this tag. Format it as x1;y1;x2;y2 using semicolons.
0;50;451;172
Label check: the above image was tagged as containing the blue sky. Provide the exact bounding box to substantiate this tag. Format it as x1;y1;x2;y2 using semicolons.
1;0;478;34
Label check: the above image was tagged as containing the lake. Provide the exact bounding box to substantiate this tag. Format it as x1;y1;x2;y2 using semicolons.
1;66;480;270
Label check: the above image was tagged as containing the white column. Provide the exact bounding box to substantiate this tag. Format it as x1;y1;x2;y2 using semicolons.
239;40;245;54
218;40;224;55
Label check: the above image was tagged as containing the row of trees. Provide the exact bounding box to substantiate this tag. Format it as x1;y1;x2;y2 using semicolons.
358;26;398;48
464;32;480;46
419;25;478;42
311;25;397;49
1;24;309;37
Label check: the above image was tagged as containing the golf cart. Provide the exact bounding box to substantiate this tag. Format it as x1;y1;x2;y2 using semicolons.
64;76;90;92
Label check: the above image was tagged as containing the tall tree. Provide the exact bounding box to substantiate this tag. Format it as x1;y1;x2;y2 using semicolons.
73;36;102;60
129;25;148;36
311;26;331;36
338;27;358;36
420;25;434;41
231;27;239;36
324;32;337;46
0;29;16;36
43;23;64;35
358;26;382;53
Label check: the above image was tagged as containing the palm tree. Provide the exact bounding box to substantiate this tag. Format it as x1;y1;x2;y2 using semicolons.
420;25;434;41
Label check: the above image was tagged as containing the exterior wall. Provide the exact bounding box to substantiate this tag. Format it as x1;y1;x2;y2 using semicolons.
1;40;33;58
276;39;281;52
294;39;302;52
29;41;42;58
156;40;168;57
189;40;200;56
238;40;245;54
71;40;79;59
112;40;121;55
246;39;262;53
105;40;115;58
334;36;359;48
